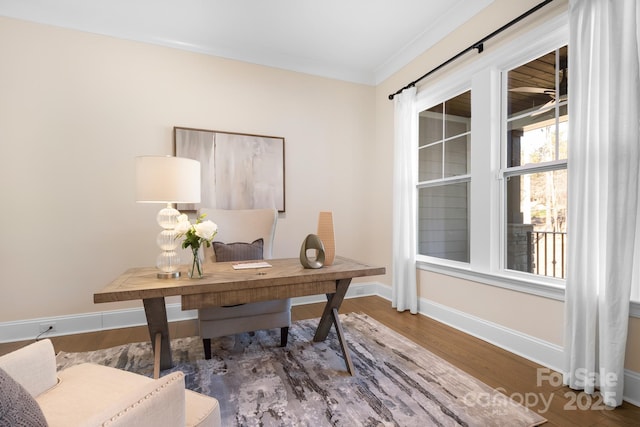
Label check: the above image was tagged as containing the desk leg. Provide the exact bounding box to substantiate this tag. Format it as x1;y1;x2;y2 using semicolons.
143;297;172;376
313;278;355;375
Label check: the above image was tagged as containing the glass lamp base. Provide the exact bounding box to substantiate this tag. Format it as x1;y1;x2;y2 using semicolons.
150;204;183;280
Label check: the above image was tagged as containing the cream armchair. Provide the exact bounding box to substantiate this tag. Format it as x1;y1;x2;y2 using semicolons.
0;339;221;427
198;208;291;359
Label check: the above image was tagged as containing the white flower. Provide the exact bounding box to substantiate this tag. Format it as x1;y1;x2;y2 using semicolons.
174;214;191;235
194;220;218;241
177;213;218;251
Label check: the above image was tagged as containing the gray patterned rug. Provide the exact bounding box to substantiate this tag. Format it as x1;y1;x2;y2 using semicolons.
56;313;546;427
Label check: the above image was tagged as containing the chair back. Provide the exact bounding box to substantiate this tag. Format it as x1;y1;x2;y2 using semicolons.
198;207;277;261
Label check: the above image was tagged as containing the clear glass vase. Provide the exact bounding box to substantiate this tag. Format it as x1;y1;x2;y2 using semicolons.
189;246;203;279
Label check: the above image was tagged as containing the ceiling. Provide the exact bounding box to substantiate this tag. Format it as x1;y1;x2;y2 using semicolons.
508;46;568;117
0;0;495;85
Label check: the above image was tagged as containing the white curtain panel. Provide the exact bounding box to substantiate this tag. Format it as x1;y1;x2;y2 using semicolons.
565;0;640;407
392;86;418;314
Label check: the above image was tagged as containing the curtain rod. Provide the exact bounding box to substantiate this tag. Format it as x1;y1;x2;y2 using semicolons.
388;0;555;100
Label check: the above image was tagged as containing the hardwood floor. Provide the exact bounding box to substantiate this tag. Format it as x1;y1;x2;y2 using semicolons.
2;296;638;426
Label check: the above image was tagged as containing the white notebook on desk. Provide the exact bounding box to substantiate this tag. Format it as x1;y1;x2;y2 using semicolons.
232;261;272;270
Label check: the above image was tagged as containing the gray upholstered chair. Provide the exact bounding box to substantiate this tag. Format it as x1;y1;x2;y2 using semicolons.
198;207;291;359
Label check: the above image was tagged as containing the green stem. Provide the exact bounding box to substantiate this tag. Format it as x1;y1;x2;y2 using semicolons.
191;246;202;278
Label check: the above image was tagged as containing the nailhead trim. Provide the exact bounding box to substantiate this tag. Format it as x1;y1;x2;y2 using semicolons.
102;373;183;426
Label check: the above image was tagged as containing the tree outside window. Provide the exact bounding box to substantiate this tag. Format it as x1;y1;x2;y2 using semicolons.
504;46;568;278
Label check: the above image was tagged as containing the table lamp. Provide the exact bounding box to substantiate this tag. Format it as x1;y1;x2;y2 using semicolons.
135;156;201;279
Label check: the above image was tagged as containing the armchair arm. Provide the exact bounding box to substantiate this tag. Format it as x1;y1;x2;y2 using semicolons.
0;339;57;397
86;371;186;427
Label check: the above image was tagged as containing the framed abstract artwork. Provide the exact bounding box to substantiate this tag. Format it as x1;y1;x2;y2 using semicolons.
174;127;285;212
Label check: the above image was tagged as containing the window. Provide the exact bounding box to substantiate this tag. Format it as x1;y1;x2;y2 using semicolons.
410;16;640;310
417;91;471;263
503;46;568;278
412;17;571;300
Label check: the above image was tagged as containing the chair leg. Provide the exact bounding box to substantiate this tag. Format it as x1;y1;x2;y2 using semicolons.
203;338;212;360
280;327;289;347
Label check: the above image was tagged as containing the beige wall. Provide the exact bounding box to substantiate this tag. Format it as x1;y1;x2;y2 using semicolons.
418;271;564;344
0;16;375;321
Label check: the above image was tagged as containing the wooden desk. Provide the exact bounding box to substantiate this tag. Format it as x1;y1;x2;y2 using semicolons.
94;256;385;376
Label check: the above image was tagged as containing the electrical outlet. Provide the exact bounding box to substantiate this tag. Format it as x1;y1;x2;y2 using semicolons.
39;322;56;333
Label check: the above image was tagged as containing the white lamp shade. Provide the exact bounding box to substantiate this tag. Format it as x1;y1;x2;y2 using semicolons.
136;156;201;203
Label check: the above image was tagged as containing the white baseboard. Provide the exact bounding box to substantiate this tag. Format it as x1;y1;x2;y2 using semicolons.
373;282;563;371
419;298;565;371
378;285;640;407
0;305;199;343
0;282;378;343
624;368;640;407
2;281;638;406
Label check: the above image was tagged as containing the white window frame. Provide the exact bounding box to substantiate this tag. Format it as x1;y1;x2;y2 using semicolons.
499;46;569;281
415;12;569;301
416;89;472;265
415;82;473;269
414;10;640;316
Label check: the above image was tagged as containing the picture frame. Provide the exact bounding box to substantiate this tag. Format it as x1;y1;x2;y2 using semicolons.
174;127;285;212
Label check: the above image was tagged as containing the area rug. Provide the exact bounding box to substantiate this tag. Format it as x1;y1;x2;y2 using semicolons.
56;313;546;426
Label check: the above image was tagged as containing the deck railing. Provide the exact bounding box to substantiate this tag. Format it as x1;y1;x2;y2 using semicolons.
527;231;567;279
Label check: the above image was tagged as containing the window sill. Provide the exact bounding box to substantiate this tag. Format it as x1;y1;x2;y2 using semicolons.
416;260;640;318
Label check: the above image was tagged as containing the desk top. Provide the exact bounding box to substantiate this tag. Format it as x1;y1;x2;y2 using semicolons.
94;256;385;304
